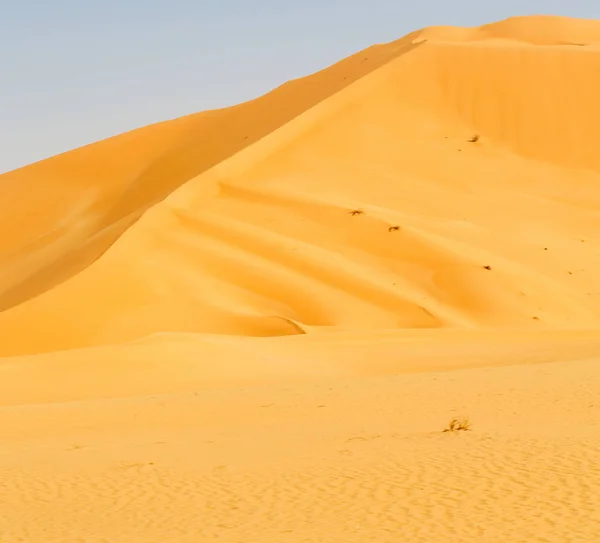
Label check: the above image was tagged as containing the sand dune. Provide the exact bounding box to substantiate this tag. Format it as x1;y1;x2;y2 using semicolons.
0;36;413;311
2;14;600;542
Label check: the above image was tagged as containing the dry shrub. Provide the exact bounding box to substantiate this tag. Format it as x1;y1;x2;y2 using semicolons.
443;417;471;432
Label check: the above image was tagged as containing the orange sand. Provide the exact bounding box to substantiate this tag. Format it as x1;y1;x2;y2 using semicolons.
2;14;600;542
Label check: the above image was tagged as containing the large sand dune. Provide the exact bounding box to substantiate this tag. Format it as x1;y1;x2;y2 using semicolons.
2;14;600;542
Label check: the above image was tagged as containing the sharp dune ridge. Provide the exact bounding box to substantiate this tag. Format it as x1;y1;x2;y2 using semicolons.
3;14;600;542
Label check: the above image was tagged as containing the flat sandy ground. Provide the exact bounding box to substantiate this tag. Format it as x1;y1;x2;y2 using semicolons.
2;14;600;542
2;352;600;542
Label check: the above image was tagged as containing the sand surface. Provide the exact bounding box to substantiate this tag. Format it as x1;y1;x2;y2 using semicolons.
2;14;600;542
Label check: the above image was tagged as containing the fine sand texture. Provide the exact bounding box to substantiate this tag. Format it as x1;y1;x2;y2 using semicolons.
2;14;600;542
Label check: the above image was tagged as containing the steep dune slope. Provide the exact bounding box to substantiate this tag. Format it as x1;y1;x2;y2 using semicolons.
1;16;600;357
0;39;416;311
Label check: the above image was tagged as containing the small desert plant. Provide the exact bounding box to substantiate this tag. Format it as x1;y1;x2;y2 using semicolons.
443;417;471;432
388;225;400;232
349;209;364;216
468;134;480;143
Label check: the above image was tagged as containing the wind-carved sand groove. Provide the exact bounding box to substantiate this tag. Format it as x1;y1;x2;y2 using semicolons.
213;180;599;328
169;205;441;329
3;13;600;543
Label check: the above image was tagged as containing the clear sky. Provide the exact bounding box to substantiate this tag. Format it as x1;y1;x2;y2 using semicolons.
1;0;598;173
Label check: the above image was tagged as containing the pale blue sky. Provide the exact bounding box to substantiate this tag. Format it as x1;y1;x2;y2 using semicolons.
1;0;598;173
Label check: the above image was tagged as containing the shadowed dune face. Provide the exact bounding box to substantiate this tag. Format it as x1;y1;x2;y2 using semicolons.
1;14;600;359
